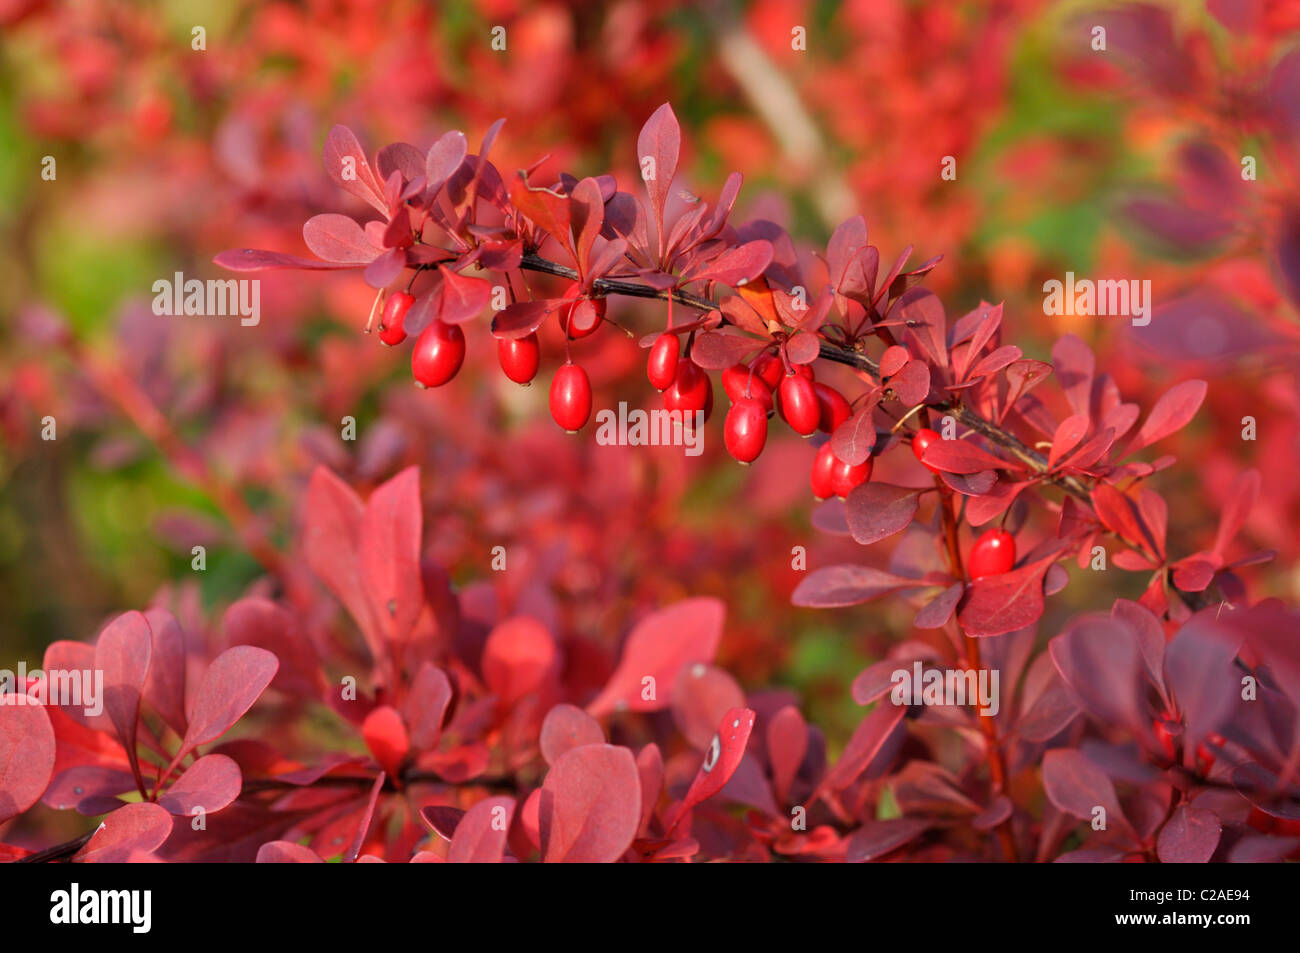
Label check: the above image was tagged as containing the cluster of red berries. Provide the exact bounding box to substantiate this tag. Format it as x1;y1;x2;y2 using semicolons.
380;288;1021;582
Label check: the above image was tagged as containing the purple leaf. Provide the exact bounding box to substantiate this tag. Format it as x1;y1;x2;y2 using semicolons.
914;583;964;629
844;482;922;545
323;125;386;214
213;248;358;272
1156;805;1220;863
1049;614;1145;735
846;818;929;862
958;553;1059;637
1163;616;1242;751
1042;749;1135;841
792;565;920;608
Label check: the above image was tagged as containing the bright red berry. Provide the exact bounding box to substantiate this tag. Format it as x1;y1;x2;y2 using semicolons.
498;333;540;385
647;333;680;391
814;383;851;434
967;528;1016;579
411;320;465;388
379;292;414;346
810;443;837;500
831;454;872;499
724;398;767;464
558;282;605;339
664;358;711;417
912;427;942;472
549;362;592;432
722;364;774;414
778;373;819;436
752;353;784;391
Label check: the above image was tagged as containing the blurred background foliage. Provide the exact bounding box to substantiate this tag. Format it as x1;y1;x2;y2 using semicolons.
2;0;1298;746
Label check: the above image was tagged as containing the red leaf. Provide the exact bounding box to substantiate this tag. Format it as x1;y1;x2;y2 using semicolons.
636;103;681;249
1163;617;1241;750
424;130;468;197
302;467;381;653
448;796;515;863
359;466;423;646
674;707;756;820
302;214;381;264
636;744;664;836
569;177;605;277
1091;483;1158;561
844;483;922;545
142;608;187;738
344;772;387;864
1051;334;1095;418
491;299;562;339
509;173;572;258
323;124;386;214
682;240;774;287
672;664;746;750
482;617;556;709
879;345;909;378
1041;749;1136;842
540;704;605;765
0;700;55;824
846;818;930;862
690;329;762;369
256;841;325;863
175;646;278;763
897;288;947;368
541;744;641;862
586;598;724;717
214;248;358;272
914;582;964;629
405;663;453;751
958;553;1059;637
921;438;1014;475
1213;469;1260;558
433;266;492;324
1156;805;1221;863
1124;379;1207;456
766;705;807;805
157;754;242;816
820;704;906;792
73;802;173;862
94;611;152;778
831;406;879;466
362;705;410;779
223;598;320;699
1047;414;1090;470
1049;615;1145;736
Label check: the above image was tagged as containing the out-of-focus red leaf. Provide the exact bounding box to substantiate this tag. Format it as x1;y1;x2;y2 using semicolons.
793;565;919;608
586;598;724;717
482;617;556;709
766;705;807;805
1049;614;1145;736
256;841;325;863
142;608;187;738
94;611;152;779
359;466;423;646
405;663;453;752
539;704;605;765
819;704;906;792
174;646;278;764
846;818;930;862
362;705;410;780
1041;749;1136;842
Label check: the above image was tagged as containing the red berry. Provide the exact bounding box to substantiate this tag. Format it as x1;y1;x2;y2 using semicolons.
810;443;837;500
647;333;680;391
778;373;819;436
722;363;774;414
793;362;815;382
664;358;710;416
831;454;873;499
379;292;414;346
498;333;540;385
549;362;592;432
558;282;605;339
967;528;1016;579
814;383;851;433
724;398;767;464
912;427;942;472
411;320;465;388
752;353;784;391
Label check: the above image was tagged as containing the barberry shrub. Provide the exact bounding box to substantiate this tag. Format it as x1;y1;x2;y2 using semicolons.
3;102;1296;865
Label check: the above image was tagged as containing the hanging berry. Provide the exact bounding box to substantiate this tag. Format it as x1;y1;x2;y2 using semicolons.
498;333;541;385
550;362;593;432
412;320;465;388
